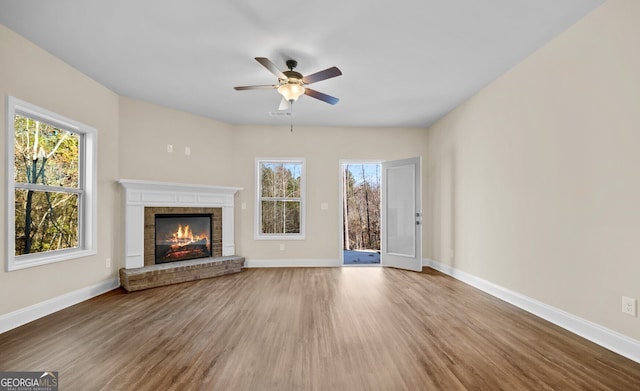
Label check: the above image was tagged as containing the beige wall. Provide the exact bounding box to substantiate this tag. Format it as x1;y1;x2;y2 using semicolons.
118;97;235;186
425;0;640;340
116;99;430;262
0;25;120;314
230;125;428;261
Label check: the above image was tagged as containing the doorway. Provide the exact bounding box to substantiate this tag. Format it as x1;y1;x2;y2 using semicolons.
340;161;381;265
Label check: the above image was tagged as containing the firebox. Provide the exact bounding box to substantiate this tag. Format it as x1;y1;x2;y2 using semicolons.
154;214;212;264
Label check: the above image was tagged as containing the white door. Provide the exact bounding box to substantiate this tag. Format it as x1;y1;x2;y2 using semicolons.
381;157;422;272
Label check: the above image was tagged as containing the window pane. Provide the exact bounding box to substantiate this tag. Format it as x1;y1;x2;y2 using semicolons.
283;163;301;198
261;200;301;234
14;189;79;255
14;114;80;188
261;162;301;198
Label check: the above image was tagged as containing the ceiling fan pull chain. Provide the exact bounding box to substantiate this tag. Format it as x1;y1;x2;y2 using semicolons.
290;101;294;132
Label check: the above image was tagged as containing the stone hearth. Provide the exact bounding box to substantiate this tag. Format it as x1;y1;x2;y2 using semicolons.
119;256;245;292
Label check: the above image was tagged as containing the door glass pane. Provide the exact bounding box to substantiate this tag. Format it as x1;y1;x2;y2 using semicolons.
386;165;415;256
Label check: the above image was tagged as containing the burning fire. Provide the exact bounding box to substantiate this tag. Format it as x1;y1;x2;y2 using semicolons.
156;219;212;263
169;224;209;247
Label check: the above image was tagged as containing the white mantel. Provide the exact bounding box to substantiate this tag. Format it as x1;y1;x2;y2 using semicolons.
118;179;242;269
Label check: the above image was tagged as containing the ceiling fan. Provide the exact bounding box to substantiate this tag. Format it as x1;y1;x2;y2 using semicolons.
234;57;342;110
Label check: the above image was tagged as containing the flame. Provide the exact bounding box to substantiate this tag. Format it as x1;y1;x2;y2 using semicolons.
168;224;208;246
175;224;191;239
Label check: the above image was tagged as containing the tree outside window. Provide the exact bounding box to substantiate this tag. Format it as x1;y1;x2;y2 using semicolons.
6;97;97;271
256;159;305;239
13;115;81;255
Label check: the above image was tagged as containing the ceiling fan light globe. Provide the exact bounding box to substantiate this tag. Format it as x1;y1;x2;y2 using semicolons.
278;83;305;102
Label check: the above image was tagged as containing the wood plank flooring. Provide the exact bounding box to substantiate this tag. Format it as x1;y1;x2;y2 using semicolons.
1;267;639;390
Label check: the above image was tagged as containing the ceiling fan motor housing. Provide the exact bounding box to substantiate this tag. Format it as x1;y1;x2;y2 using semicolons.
282;70;304;84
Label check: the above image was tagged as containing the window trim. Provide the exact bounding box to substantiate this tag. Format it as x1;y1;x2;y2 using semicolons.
254;158;306;240
6;96;97;271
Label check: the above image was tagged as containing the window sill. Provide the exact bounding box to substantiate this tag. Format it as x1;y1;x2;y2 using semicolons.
254;234;306;241
7;248;97;271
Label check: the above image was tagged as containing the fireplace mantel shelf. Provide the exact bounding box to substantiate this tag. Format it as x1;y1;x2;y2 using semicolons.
118;179;242;269
119;179;242;195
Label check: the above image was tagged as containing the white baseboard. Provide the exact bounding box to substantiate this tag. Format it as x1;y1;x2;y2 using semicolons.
425;258;640;364
244;258;341;268
0;278;119;334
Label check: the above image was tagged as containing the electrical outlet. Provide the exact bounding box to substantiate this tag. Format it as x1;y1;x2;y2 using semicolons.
279;244;285;251
166;144;173;153
622;296;637;317
106;258;111;269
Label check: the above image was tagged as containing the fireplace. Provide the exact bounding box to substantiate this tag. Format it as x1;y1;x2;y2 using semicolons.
118;179;242;270
154;214;212;263
144;207;223;267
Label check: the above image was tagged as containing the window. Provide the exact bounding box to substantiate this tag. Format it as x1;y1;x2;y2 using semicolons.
6;96;97;271
255;158;305;240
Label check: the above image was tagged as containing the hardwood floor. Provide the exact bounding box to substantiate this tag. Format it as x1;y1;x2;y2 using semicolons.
1;267;639;390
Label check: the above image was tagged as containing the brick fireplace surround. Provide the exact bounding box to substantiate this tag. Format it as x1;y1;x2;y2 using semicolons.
118;180;243;291
143;206;223;266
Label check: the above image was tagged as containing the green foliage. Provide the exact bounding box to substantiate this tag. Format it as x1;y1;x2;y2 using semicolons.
13;115;80;255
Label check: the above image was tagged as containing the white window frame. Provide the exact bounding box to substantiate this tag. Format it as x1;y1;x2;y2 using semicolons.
255;158;306;240
5;96;97;271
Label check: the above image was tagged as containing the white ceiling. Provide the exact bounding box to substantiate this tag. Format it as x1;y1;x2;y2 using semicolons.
0;0;603;128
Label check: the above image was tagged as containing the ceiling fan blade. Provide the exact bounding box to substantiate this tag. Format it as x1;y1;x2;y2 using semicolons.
302;66;342;84
234;85;277;91
304;88;339;105
278;98;290;111
255;57;286;79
